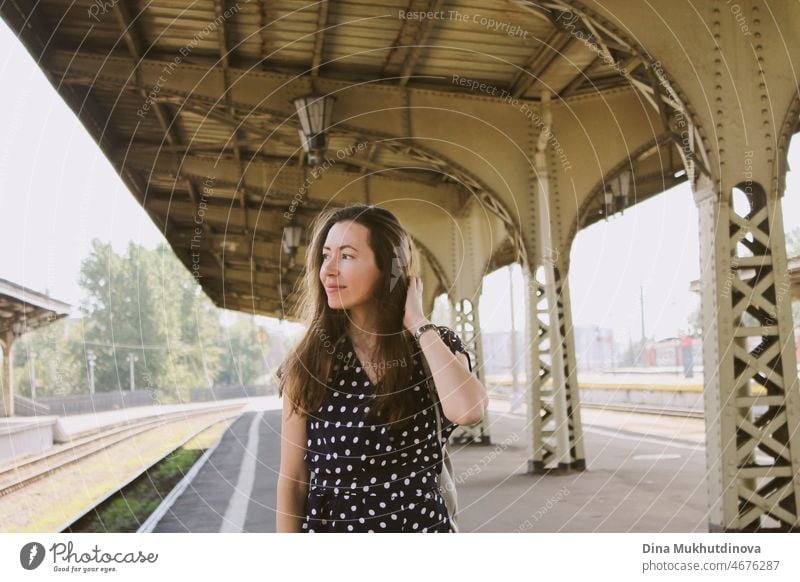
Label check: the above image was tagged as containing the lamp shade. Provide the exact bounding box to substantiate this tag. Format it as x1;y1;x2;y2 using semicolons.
611;170;631;213
603;188;613;208
282;225;303;256
297;129;310;154
293;94;336;137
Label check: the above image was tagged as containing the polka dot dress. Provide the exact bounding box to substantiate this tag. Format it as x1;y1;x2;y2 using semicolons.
301;326;472;533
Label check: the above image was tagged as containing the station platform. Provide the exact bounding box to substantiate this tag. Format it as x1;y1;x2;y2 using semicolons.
142;396;709;533
0;400;251;467
51;400;250;441
0;416;60;464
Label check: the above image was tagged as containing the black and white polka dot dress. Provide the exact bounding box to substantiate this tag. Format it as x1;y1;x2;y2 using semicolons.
301;325;472;533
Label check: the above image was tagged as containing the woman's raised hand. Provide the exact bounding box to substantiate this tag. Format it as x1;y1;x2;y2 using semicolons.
402;276;429;332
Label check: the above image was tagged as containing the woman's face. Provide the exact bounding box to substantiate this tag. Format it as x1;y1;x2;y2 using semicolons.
320;220;382;311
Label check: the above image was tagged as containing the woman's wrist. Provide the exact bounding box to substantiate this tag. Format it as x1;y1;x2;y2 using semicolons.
413;322;439;344
406;317;432;334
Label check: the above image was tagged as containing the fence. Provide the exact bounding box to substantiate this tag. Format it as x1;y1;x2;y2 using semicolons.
1;384;274;417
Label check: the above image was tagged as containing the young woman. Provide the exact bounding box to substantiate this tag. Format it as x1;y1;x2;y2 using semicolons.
276;204;488;533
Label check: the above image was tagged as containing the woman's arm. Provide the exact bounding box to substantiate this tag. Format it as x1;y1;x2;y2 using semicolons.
276;391;310;533
416;321;488;426
403;276;488;426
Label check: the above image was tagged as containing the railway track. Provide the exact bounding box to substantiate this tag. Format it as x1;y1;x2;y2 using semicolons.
0;405;243;498
580;402;705;419
59;410;242;533
490;391;705;419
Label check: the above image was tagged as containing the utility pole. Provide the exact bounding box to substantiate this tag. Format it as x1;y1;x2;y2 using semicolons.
87;350;97;395
29;350;37;400
638;285;646;367
127;353;138;391
509;266;520;410
640;285;646;343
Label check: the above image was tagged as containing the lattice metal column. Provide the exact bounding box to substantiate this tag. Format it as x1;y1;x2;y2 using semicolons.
523;264;582;473
694;175;800;531
450;297;491;445
552;265;586;470
524;90;572;472
525;267;555;472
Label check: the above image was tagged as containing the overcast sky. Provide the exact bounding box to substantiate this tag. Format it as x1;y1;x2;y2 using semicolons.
2;19;799;343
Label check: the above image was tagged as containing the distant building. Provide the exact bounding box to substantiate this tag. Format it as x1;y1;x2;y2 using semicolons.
645;336;703;369
573;325;619;370
480;330;526;377
478;326;623;375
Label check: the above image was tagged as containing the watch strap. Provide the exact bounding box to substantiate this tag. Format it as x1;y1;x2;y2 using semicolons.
414;322;439;342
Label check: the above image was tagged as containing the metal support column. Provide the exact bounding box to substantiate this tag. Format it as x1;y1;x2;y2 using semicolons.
525;267;554;471
694;174;800;531
524;263;583;473
450;297;491;445
552;265;586;470
526;91;573;472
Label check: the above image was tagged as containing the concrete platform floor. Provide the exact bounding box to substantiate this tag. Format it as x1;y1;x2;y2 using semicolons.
147;396;709;533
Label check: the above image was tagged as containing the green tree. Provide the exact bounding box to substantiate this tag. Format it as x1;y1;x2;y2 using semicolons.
12;317;85;398
214;317;270;386
76;239;224;402
12;239;284;402
787;228;800;258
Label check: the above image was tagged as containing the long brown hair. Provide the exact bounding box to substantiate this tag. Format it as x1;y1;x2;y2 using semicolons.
277;204;423;430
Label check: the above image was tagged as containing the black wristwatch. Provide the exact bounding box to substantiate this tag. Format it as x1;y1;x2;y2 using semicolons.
414;323;439;342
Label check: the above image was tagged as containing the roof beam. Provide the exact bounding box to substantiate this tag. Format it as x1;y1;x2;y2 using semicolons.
214;0;251;243
256;0;268;66
120;150;464;213
398;0;445;86
311;0;331;77
49;50;530;116
557;56;600;98
170;230;284;251
126;133;444;188
508;28;573;99
111;1;227;276
169;233;295;272
48;50;522;278
557;54;641;99
51;53;487;184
